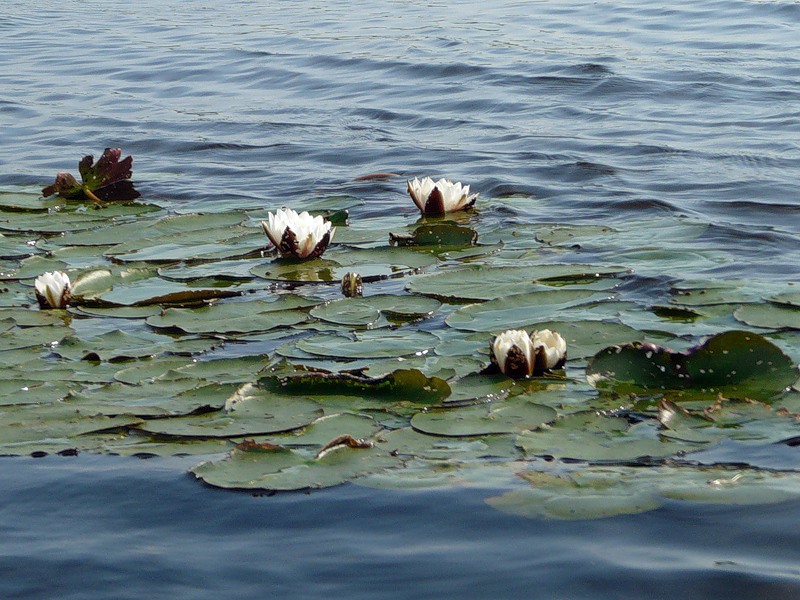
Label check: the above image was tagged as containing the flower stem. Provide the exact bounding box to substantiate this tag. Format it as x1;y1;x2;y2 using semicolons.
82;186;103;204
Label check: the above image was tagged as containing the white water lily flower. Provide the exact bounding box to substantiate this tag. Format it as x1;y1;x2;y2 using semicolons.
530;329;567;371
407;176;479;215
261;208;335;259
490;329;536;379
34;270;71;309
490;328;567;378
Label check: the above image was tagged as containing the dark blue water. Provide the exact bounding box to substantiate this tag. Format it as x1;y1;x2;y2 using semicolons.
2;1;800;597
2;455;800;600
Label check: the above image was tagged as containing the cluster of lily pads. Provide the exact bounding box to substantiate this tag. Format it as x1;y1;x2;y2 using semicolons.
0;147;798;520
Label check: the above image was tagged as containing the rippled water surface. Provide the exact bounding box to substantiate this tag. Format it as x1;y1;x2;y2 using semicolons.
1;1;800;598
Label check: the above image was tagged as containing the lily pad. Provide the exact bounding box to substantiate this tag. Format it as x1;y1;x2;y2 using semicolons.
446;289;618;332
769;292;800;309
411;398;557;437
0;380;74;407
586;331;798;401
266;413;382;447
261;367;451;403
53;329;215;362
251;247;437;284
191;437;397;491
389;223;478;247
518;319;644;360
96;278;242;307
146;297;311;334
136;384;323;438
487;463;800;520
408;264;626;302
296;329;439;359
515;411;697;461
0;402;140;446
734;303;800;331
66;381;236;417
310;294;441;327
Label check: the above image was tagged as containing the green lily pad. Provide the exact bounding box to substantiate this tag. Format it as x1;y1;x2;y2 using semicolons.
535;224;617;246
266;413;382;447
0;380;74;407
734;303;800;331
0;402;140;446
136;383;323;438
518;319;644;360
669;281;763;307
261;367;451;403
389;223;478;247
0;211;111;235
487;469;663;521
411;398;557;437
310;294;441;327
296;329;439;359
0;324;72;352
191;437;397;491
146;297;311;334
67;381;236;417
408;264;626;302
376;427;519;461
158;260;260;282
515;411;697;461
446;289;617;332
53;329;215;362
0;255;69;281
487;463;800;520
251;247;438;284
586;331;798;401
659;398;800;445
71;305;163;319
769;292;800;309
97;277;242;307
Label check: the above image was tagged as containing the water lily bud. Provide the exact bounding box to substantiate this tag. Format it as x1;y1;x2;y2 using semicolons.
261;208;335;259
407;176;479;215
34;271;71;309
530;329;567;373
341;272;363;297
490;329;536;379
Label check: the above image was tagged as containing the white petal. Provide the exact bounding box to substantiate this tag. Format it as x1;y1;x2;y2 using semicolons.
492;329;534;374
265;208;333;258
530;329;567;369
431;179;478;212
34;270;71;308
407;176;437;212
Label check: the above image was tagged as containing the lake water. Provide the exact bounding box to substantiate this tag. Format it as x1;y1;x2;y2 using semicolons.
1;1;800;598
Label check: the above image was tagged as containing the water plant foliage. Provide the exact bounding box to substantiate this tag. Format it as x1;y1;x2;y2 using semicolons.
42;148;140;203
0;171;797;520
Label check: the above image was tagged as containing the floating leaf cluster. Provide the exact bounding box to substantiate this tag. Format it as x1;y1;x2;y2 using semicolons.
0;158;797;521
